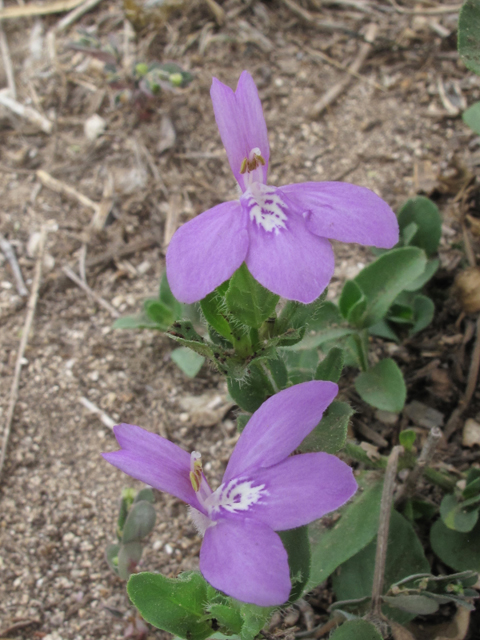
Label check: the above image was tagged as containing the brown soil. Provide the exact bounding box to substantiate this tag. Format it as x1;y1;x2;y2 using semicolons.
0;1;479;639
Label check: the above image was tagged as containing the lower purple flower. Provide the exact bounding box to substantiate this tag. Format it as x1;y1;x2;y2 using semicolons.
103;381;357;606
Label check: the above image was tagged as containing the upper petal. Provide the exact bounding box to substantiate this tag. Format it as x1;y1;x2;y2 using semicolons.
103;424;204;510
279;181;399;249
200;518;290;606
224;381;338;483
166;200;249;303
211;71;269;191
242;183;335;303
241;453;358;530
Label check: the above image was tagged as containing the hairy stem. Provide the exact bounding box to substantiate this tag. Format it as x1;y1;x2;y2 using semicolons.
371;445;403;617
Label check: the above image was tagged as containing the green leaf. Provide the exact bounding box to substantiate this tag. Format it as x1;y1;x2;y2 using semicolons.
200;291;234;343
282;349;318;384
332;510;430;623
144;299;175;327
329;619;383;640
118;541;143;580
160;271;183;317
350;248;427;327
409;295;434;336
226;263;279;329
299;401;353;454
276;291;327;332
113;314;161;330
440;494;479;533
463;101;480;134
288;302;354;350
134;488;155;503
355;358;406;412
397;197;442;257
208;604;243;634
171;347;205;378
127;571;213;640
339;280;364;319
368;319;399;342
167;321;216;360
306;477;383;590
399;429;416;452
315;347;344;382
106;543;120;574
382;594;439;615
239;603;273;640
278;526;311;602
402;221;419;246
236;414;250;433
227;361;275;413
459;0;480;75
403;258;439;292
122;501;156;543
431;516;480;571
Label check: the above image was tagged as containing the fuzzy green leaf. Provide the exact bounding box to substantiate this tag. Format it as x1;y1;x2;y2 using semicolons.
459;0;480;75
171;347;205;378
397;197;442;257
127;571;213;640
355;358;406;412
279;526;311;602
315;347;344;382
299;401;353;455
330;619;383;640
226;263;279;329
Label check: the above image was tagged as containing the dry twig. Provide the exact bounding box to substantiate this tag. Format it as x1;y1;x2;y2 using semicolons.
311;23;378;118
371;445;403;617
62;266;120;318
280;0;353;33
388;0;462;15
0;0;83;20
204;0;225;25
55;0;103;32
36;169;100;214
0;90;53;134
0;0;15;99
305;46;385;92
0;234;28;296
79;397;116;429
0;228;47;481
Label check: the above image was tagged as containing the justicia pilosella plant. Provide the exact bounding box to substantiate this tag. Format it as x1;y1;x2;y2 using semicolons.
103;381;357;606
166;71;399;304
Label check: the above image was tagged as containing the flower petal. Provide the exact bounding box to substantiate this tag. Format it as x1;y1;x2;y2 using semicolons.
166;200;249;303
103;424;203;510
211;71;269;190
242;185;335;303
279;181;399;249
241;453;358;530
224;381;338;483
200;518;290;606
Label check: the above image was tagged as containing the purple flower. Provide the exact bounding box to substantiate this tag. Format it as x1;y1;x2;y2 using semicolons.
103;381;357;606
166;71;399;304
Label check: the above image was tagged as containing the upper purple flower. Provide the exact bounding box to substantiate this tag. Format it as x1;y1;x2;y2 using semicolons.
103;381;357;606
166;71;399;304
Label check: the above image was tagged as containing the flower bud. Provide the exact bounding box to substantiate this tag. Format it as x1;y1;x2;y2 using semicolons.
454;267;480;313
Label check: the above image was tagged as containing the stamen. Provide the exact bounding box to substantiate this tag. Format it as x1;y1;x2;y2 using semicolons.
240;147;266;175
190;451;203;492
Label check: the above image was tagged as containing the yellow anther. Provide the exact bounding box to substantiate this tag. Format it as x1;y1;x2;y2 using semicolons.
240;150;266;175
190;453;203;492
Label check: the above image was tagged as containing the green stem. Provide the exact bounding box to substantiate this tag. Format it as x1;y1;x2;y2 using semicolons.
343;441;457;493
